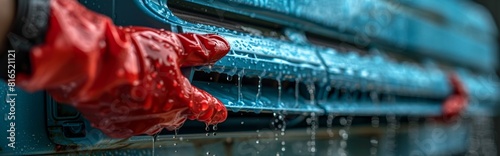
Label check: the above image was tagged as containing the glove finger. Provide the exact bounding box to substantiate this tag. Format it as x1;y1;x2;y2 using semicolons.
175;33;230;67
161;59;227;126
449;73;467;95
186;85;228;125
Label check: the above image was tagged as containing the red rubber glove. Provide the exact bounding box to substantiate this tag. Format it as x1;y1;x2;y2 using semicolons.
435;73;468;122
16;0;229;138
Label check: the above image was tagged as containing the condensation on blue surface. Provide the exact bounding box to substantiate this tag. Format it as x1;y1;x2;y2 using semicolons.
319;101;442;116
319;48;450;99
193;81;323;113
182;0;497;72
196;34;326;80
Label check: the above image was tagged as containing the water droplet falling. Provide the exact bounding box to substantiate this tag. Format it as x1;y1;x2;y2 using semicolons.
212;124;218;136
281;146;286;152
338;116;353;156
308;113;318;155
237;70;245;105
205;124;211;136
277;76;283;107
327;114;336;137
370;137;378;156
256;129;261;144
256;76;262;106
384;115;398;156
327;114;337;155
295;78;300;107
152;133;159;156
307;81;316;105
280;113;287;154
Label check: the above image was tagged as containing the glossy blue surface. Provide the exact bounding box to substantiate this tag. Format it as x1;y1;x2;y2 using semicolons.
184;0;498;72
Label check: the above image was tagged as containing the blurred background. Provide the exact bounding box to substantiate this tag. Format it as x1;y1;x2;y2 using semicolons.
475;0;500;153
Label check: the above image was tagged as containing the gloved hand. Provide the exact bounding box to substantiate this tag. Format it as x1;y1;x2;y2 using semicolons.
10;0;229;138
436;73;468;122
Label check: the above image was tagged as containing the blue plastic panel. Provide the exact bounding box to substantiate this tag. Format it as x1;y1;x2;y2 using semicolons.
182;0;497;72
192;81;323;114
0;84;57;155
318;49;450;99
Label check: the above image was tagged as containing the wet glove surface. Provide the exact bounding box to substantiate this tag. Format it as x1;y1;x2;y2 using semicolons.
435;73;468;123
16;0;230;138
